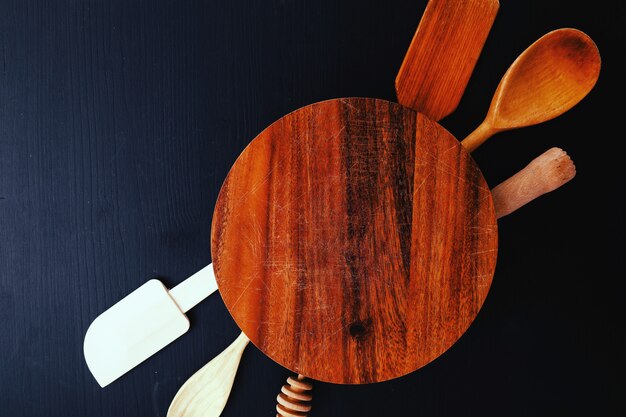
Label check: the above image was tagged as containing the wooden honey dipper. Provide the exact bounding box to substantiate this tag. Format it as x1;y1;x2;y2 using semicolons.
276;374;313;417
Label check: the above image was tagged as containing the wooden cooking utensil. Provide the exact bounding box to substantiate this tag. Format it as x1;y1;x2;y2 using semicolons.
491;147;576;218
396;0;499;120
167;332;249;417
166;145;575;417
462;28;601;152
276;374;314;417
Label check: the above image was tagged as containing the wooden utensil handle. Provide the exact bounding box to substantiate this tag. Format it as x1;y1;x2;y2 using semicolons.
461;121;500;153
276;374;313;417
492;148;576;219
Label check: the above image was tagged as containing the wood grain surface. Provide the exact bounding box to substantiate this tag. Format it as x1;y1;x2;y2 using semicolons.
0;1;622;416
212;98;498;384
395;0;499;120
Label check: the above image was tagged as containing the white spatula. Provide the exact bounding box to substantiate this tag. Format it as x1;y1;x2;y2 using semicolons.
84;264;217;387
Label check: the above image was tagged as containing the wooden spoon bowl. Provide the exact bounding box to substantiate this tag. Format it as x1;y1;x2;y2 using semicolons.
462;28;601;151
211;98;498;384
490;29;600;129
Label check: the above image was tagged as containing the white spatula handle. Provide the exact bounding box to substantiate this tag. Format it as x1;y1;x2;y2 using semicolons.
169;263;218;313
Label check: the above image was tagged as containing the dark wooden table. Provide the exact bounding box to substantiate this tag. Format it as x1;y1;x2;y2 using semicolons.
0;1;623;416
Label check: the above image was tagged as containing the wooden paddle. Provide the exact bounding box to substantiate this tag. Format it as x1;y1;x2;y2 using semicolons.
396;0;500;120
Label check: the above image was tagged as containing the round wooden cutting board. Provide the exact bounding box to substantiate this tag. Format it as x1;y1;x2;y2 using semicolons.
211;98;498;384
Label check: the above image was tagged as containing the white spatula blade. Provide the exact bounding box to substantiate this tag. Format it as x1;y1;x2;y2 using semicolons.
84;264;218;387
84;279;190;387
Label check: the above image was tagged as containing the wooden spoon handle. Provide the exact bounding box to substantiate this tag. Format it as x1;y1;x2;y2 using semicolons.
167;332;250;417
461;121;499;153
492;148;576;219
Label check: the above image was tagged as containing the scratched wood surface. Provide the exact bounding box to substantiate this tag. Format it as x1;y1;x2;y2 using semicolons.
212;98;498;384
0;0;623;416
395;0;499;120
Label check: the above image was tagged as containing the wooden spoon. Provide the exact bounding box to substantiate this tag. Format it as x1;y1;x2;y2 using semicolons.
462;28;600;152
166;146;576;417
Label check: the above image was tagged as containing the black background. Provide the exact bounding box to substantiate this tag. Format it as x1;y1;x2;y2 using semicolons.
0;1;624;416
